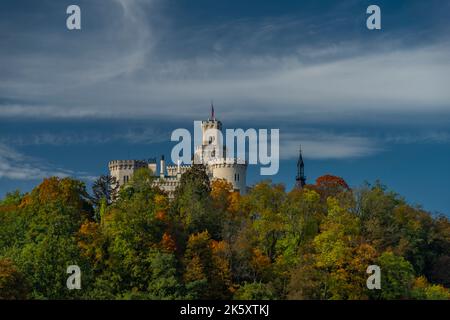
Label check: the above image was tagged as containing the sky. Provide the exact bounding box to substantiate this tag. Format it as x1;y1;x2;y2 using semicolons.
0;0;450;215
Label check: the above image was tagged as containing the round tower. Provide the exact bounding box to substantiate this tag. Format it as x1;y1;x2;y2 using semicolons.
108;159;147;187
208;158;247;194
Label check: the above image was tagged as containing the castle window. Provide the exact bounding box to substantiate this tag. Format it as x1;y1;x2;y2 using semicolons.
237;174;240;181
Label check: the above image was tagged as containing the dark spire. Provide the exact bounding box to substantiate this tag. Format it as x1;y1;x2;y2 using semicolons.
210;101;215;120
296;145;306;189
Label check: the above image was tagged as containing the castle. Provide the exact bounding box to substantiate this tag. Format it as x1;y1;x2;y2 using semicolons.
108;107;248;197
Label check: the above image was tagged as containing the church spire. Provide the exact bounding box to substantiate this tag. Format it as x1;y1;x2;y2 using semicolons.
210;101;215;120
296;145;306;189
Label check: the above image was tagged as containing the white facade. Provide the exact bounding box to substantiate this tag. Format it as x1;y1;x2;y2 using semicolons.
208;158;247;193
108;113;247;197
109;160;148;186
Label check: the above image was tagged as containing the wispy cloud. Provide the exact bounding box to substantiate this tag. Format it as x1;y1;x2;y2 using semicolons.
0;1;449;124
1;44;449;123
0;143;95;181
280;131;381;160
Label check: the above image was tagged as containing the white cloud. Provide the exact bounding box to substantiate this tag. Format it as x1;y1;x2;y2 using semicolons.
0;143;95;181
280;131;380;160
1;44;449;123
0;0;449;127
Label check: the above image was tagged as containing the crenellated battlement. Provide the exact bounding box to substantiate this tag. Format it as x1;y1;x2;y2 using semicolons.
207;158;247;167
166;165;191;170
108;159;148;171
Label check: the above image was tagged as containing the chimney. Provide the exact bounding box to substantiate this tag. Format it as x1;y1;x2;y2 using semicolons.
177;159;181;179
160;155;165;178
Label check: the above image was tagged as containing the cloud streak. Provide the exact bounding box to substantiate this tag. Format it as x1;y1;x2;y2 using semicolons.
0;143;95;181
0;1;449;125
280;131;380;160
1;44;449;123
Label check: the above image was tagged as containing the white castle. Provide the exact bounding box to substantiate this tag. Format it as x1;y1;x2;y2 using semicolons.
108;107;248;197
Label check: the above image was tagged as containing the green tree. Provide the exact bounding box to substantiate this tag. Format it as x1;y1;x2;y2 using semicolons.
173;164;220;238
234;282;275;300
376;251;415;300
245;181;286;262
91;175;119;205
145;250;184;299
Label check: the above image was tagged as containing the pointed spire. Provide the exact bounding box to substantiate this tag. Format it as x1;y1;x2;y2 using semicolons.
298;145;304;165
296;145;306;189
210;101;215;120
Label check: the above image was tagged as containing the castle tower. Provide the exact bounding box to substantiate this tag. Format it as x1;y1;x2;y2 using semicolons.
108;159;148;187
295;147;306;189
195;103;225;164
209;158;247;194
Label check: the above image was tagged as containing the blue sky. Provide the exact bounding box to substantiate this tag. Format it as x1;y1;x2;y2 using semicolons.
0;0;450;215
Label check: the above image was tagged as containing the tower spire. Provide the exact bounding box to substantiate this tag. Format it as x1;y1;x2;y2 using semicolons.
296;145;306;189
210;101;215;120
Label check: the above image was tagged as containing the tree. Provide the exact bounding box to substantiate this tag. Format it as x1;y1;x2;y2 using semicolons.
0;190;23;206
410;276;450;300
183;231;232;299
313;175;351;200
287;250;327;300
310;197;372;299
10;235;90;299
0;258;30;299
0;193;26;253
145;250;184;299
211;179;243;245
376;251;415;300
355;182;404;248
277;189;322;268
91;175;119;207
313;198;360;270
172;165;220;238
245;182;286;262
234;282;275;300
98;177;168;296
429;255;450;288
427;216;450;287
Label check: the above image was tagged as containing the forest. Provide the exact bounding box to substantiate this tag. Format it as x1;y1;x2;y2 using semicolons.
0;165;449;300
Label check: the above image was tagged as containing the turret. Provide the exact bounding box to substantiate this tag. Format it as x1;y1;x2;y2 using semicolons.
160;155;166;178
148;158;157;176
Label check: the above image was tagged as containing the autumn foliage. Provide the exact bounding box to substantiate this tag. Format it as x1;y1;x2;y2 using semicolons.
0;171;448;300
